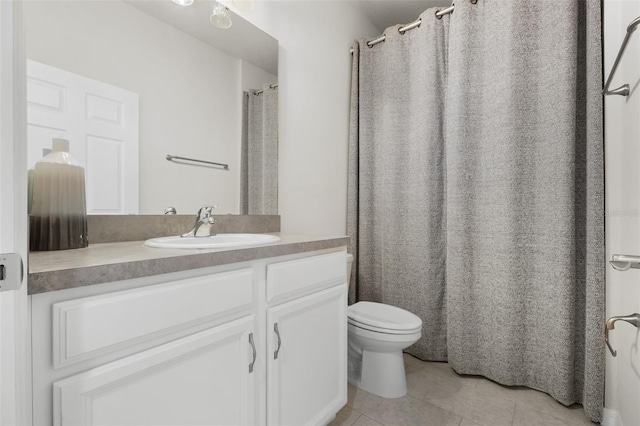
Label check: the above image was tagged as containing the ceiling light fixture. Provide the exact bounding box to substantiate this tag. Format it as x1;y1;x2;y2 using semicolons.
232;0;255;12
210;3;232;29
171;0;194;6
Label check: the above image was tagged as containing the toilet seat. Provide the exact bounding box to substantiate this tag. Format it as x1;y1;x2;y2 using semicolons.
348;321;422;344
348;318;421;335
348;302;422;335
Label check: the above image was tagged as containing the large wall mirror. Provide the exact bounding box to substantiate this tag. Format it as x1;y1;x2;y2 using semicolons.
23;0;278;216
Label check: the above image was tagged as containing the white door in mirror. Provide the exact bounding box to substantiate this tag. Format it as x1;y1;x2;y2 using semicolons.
27;60;140;214
144;234;281;249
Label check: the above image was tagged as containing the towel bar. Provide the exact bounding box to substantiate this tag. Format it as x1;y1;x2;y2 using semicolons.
609;254;640;271
166;154;229;170
603;16;640;96
605;314;640;357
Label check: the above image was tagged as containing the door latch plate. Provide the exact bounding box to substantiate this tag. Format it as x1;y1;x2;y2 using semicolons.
0;253;23;292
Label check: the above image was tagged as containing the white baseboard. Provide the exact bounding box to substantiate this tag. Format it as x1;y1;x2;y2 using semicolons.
602;408;623;426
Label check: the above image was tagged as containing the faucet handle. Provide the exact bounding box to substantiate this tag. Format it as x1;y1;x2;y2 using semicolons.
198;205;218;224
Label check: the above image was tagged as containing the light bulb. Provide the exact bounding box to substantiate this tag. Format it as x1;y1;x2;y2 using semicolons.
210;3;232;29
172;0;194;6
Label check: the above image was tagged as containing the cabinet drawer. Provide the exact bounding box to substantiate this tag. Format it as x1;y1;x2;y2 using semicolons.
266;252;346;304
53;268;255;369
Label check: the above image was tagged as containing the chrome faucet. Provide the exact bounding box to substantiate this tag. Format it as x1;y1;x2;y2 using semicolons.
181;205;217;238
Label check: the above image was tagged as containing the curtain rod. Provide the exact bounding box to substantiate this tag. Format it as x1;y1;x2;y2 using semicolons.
350;3;466;54
254;83;278;96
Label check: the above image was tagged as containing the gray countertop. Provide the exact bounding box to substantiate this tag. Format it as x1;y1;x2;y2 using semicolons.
28;234;349;295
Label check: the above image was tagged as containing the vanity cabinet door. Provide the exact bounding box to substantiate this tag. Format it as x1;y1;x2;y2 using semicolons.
53;315;257;426
266;284;347;426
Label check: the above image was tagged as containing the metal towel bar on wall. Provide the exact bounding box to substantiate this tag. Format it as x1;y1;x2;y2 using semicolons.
603;16;640;96
609;254;640;271
166;155;229;170
605;313;640;357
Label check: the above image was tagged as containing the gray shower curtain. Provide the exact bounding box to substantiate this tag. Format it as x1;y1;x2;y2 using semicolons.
241;84;278;215
348;1;604;422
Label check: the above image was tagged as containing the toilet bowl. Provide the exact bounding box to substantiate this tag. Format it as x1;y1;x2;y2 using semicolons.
346;254;422;399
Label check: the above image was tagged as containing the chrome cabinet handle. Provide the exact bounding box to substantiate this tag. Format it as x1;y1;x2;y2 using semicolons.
274;323;282;360
248;333;256;373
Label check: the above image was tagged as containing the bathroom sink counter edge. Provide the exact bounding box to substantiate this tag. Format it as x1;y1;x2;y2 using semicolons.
28;233;349;294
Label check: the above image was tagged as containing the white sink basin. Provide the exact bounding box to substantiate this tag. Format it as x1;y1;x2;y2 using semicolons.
144;233;281;249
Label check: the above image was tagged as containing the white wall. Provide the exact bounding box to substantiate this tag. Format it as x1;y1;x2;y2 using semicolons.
23;1;243;215
604;1;640;425
222;0;378;235
241;60;276;92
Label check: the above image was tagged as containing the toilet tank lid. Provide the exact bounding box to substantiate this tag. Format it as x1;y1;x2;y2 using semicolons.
348;302;422;331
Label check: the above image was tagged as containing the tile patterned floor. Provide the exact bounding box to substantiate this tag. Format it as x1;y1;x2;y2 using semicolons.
330;354;596;426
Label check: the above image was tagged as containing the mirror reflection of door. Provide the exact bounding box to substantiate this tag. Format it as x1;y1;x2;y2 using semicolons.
23;0;278;215
27;60;140;214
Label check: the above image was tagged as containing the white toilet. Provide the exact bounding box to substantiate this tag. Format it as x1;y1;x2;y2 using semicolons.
346;254;422;399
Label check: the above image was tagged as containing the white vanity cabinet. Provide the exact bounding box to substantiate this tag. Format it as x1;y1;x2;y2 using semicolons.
265;250;348;425
54;317;256;426
266;286;347;425
31;249;347;426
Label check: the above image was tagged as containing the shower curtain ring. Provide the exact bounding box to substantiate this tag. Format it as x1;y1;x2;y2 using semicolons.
470;0;478;4
435;9;443;19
